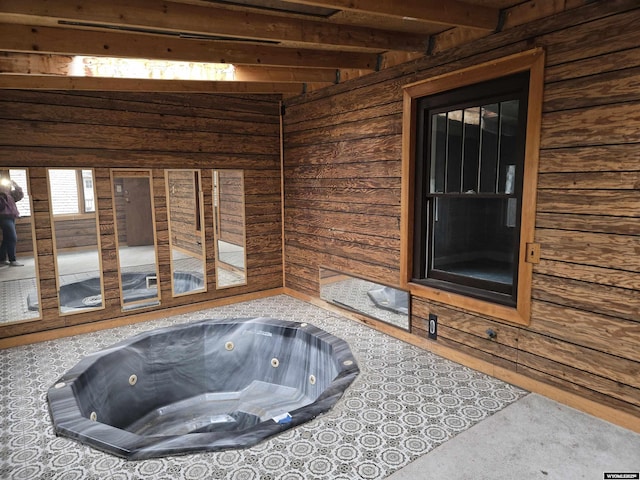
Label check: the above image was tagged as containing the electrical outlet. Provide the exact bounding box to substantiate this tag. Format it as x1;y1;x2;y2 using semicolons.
428;313;437;340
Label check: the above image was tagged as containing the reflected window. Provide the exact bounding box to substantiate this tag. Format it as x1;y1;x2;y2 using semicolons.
49;169;95;215
48;168;104;315
213;170;246;289
82;170;95;212
8;169;31;217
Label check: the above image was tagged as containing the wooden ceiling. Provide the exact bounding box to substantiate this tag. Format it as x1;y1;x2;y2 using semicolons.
0;0;583;95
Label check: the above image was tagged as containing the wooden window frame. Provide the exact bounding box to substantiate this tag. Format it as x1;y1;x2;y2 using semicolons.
400;49;545;326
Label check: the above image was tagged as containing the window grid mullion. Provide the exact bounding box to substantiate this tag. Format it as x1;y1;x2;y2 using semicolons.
460;109;466;193
443;112;449;193
495;102;503;194
477;106;484;194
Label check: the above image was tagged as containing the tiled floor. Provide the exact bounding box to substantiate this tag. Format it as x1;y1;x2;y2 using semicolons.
1;295;528;479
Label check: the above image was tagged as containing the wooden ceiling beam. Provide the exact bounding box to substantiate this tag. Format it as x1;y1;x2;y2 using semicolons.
0;74;307;93
0;23;378;70
0;0;429;52
0;52;339;83
284;0;499;31
0;52;74;76
234;65;337;83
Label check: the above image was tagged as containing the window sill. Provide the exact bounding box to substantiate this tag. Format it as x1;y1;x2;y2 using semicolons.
407;281;531;326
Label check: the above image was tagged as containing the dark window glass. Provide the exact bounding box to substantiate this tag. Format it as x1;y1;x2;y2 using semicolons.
414;72;529;306
431;197;517;295
429;112;446;193
445;110;463;193
497;100;520;194
479;103;500;193
462;107;481;193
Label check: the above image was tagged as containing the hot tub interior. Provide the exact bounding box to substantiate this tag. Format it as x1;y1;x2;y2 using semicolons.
47;317;359;459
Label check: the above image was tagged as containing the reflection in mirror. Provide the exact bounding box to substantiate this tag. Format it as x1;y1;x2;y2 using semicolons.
213;170;246;288
48;169;104;314
111;170;160;310
319;267;410;331
166;169;206;296
0;168;41;324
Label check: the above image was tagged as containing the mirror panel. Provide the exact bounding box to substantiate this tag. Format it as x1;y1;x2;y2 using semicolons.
320;267;410;331
48;168;104;315
166;169;206;297
0;168;41;324
111;170;160;310
213;170;247;289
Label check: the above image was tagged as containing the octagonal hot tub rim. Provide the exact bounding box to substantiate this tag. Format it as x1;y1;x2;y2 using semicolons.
47;316;360;460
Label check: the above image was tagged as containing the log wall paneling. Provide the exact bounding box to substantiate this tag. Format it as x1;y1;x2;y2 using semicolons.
217;170;246;247
283;1;640;421
167;170;202;256
52;217;98;251
0;90;283;339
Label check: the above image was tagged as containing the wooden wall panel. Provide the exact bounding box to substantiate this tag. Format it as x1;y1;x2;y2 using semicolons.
53;217;98;250
0;91;282;339
217;170;245;246
167;170;202;256
283;1;640;420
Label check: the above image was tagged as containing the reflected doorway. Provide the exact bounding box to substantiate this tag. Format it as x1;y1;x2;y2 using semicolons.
111;170;160;310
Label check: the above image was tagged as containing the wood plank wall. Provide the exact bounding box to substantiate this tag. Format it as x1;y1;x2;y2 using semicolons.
168;169;202;256
0;90;283;339
53;217;98;251
283;1;640;419
217;170;246;247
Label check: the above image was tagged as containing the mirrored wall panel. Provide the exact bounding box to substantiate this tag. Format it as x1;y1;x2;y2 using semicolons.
48;168;104;314
213;170;247;289
111;170;160;310
166;169;206;297
0;168;41;324
320;267;410;331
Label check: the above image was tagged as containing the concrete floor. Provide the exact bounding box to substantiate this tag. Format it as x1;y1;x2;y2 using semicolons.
388;393;640;480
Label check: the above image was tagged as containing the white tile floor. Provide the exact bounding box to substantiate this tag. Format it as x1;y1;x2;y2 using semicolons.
1;295;528;479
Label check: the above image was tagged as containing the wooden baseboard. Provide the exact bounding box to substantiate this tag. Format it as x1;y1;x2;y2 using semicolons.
0;288;284;349
284;287;640;434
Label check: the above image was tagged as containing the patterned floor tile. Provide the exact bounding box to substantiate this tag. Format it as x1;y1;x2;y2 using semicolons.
1;295;527;479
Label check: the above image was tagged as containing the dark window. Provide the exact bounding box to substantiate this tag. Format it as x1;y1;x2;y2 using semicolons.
413;72;530;307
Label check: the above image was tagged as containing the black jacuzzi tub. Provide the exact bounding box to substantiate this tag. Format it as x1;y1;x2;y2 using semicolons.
47;317;359;459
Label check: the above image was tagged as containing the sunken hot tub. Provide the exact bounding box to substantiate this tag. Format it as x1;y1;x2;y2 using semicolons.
47;317;359;459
